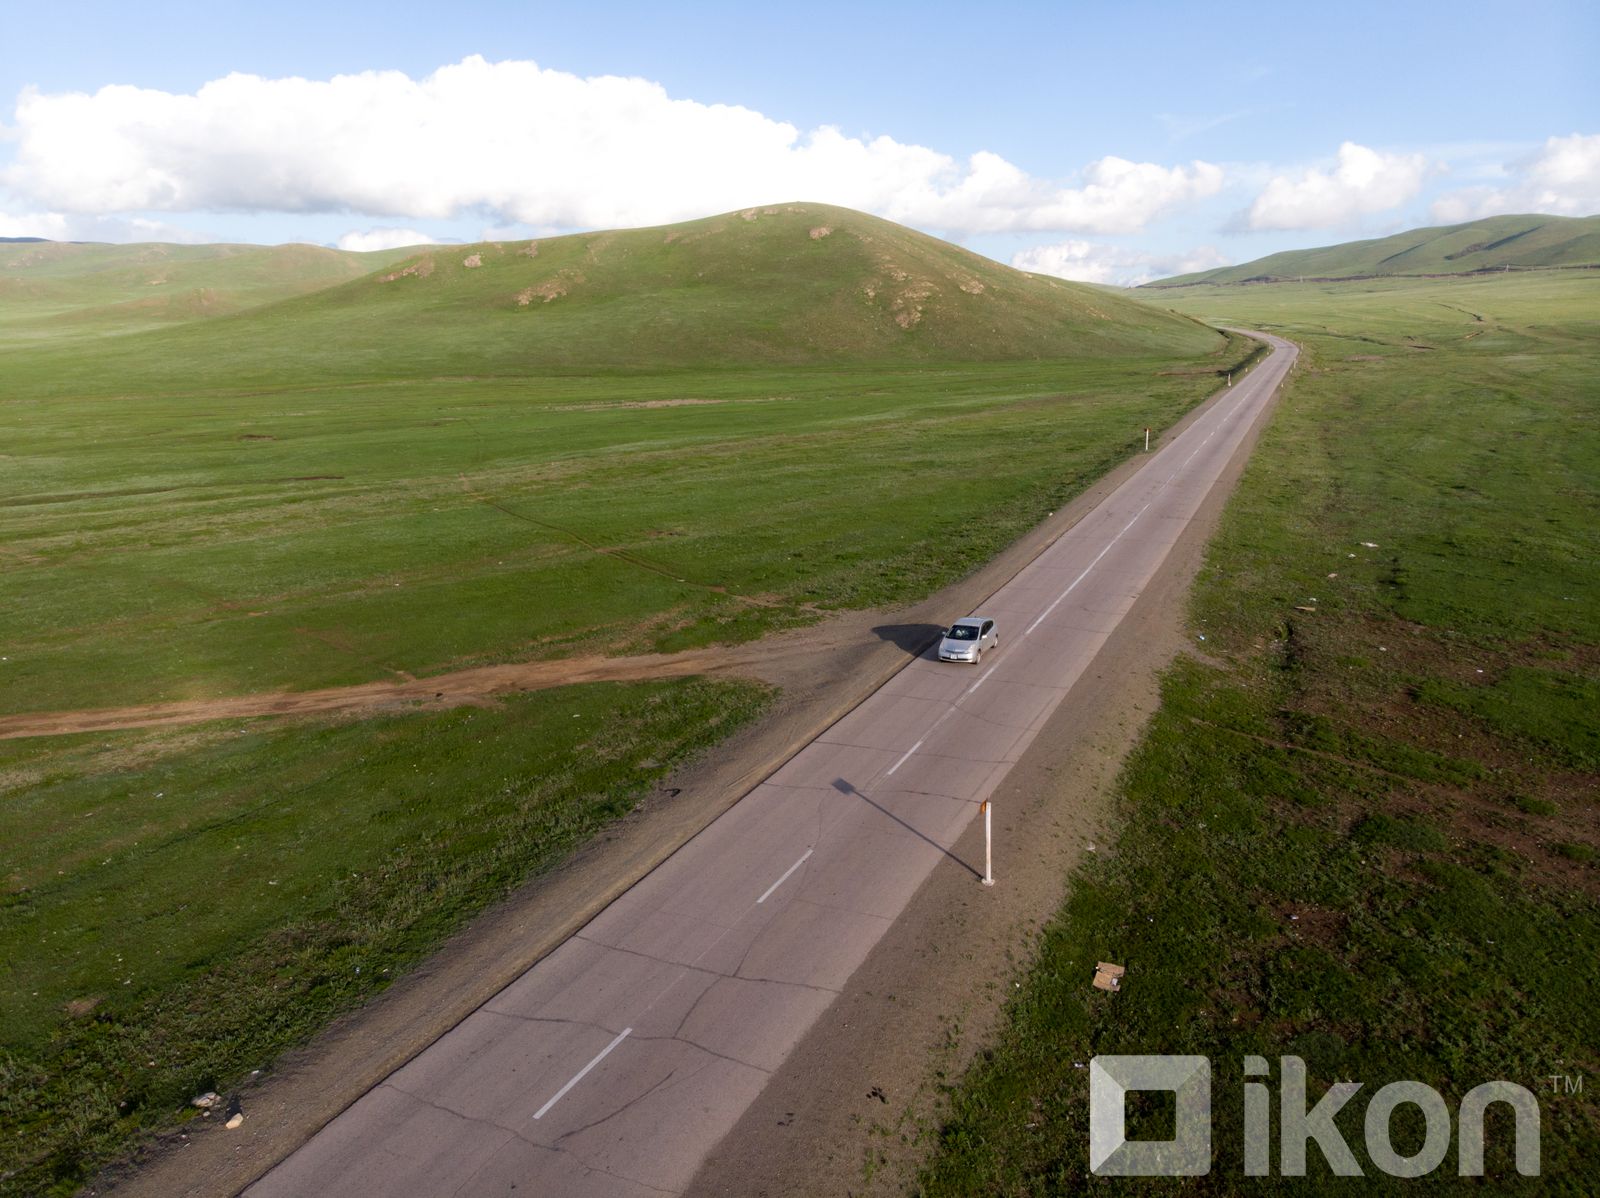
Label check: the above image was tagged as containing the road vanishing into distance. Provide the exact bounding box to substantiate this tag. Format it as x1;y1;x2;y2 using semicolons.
249;335;1297;1197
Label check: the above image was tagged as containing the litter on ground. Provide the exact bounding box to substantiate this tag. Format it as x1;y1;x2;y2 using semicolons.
1092;962;1126;992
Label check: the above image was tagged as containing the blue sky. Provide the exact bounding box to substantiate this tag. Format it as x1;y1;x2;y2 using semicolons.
2;0;1596;282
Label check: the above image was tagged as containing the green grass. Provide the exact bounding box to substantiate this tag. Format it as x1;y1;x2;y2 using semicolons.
1148;213;1600;286
4;205;1220;393
2;359;1257;716
0;677;768;1195
0;210;1250;1193
922;271;1600;1193
2;204;1238;717
0;241;411;346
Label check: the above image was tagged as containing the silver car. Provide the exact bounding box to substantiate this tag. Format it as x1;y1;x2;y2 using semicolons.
938;616;998;663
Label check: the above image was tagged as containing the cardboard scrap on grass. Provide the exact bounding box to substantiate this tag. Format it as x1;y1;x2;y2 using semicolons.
1092;962;1126;992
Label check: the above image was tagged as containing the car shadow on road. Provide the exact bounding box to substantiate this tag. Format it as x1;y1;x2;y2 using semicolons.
871;623;945;658
832;778;981;880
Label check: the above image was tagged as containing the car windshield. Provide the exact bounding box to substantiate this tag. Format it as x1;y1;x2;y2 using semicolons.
947;625;979;640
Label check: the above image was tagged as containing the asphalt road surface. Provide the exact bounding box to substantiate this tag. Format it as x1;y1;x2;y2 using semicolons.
249;334;1297;1197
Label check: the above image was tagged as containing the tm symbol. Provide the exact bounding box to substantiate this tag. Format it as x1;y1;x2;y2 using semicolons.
1545;1075;1583;1095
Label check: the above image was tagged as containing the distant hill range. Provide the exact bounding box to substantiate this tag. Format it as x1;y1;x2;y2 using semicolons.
3;204;1220;369
0;240;412;343
1144;213;1600;288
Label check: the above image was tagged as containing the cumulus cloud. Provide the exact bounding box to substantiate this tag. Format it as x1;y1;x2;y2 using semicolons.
2;56;1222;236
1012;240;1229;287
0;205;208;242
1246;142;1432;230
336;227;439;252
1430;133;1600;223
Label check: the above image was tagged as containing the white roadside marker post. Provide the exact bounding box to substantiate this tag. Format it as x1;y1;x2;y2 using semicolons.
1144;426;1151;452
982;800;994;886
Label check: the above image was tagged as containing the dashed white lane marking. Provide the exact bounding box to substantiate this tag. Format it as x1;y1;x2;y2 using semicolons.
1019;371;1263;641
1021;502;1151;637
885;707;955;776
532;1027;633;1120
757;848;815;904
963;662;1000;696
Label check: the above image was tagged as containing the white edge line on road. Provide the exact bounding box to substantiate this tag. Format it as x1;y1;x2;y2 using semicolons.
757;848;815;904
532;1027;633;1120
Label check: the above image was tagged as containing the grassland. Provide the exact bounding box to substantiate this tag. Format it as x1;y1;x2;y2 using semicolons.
1148;212;1600;286
921;271;1599;1191
0;207;1250;1193
0;241;412;346
3;205;1235;720
4;357;1256;719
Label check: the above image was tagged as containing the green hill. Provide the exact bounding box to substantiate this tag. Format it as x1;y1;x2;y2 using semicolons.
9;204;1219;393
1145;212;1600;287
0;240;413;345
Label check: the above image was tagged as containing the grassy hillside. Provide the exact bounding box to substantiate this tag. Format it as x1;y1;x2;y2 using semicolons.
5;204;1218;396
925;272;1599;1191
1147;212;1600;287
0;241;412;346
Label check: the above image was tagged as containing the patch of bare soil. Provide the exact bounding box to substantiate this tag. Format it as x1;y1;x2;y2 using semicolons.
378;256;434;282
558;397;726;411
514;267;584;305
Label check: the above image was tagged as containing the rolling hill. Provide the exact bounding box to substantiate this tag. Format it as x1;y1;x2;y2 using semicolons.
1145;212;1600;287
0;240;413;345
7;204;1222;393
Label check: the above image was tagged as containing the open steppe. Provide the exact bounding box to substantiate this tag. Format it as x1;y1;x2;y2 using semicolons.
0;204;1249;1194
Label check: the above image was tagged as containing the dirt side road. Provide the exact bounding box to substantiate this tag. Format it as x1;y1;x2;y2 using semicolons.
94;346;1286;1198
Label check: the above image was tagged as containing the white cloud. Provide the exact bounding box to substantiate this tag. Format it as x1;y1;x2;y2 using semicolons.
336;227;439;252
0;205;209;242
1012;240;1230;287
1430;133;1600;223
1246;142;1432;230
2;56;1223;237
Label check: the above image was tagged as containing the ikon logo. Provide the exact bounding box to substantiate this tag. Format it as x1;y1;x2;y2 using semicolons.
1089;1055;1541;1178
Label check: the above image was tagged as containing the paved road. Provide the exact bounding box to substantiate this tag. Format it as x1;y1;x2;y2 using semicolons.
249;335;1296;1197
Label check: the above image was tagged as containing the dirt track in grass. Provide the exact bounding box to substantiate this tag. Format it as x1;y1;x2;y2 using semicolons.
0;641;790;740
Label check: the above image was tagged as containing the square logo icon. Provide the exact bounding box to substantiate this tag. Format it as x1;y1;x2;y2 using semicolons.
1090;1055;1211;1176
